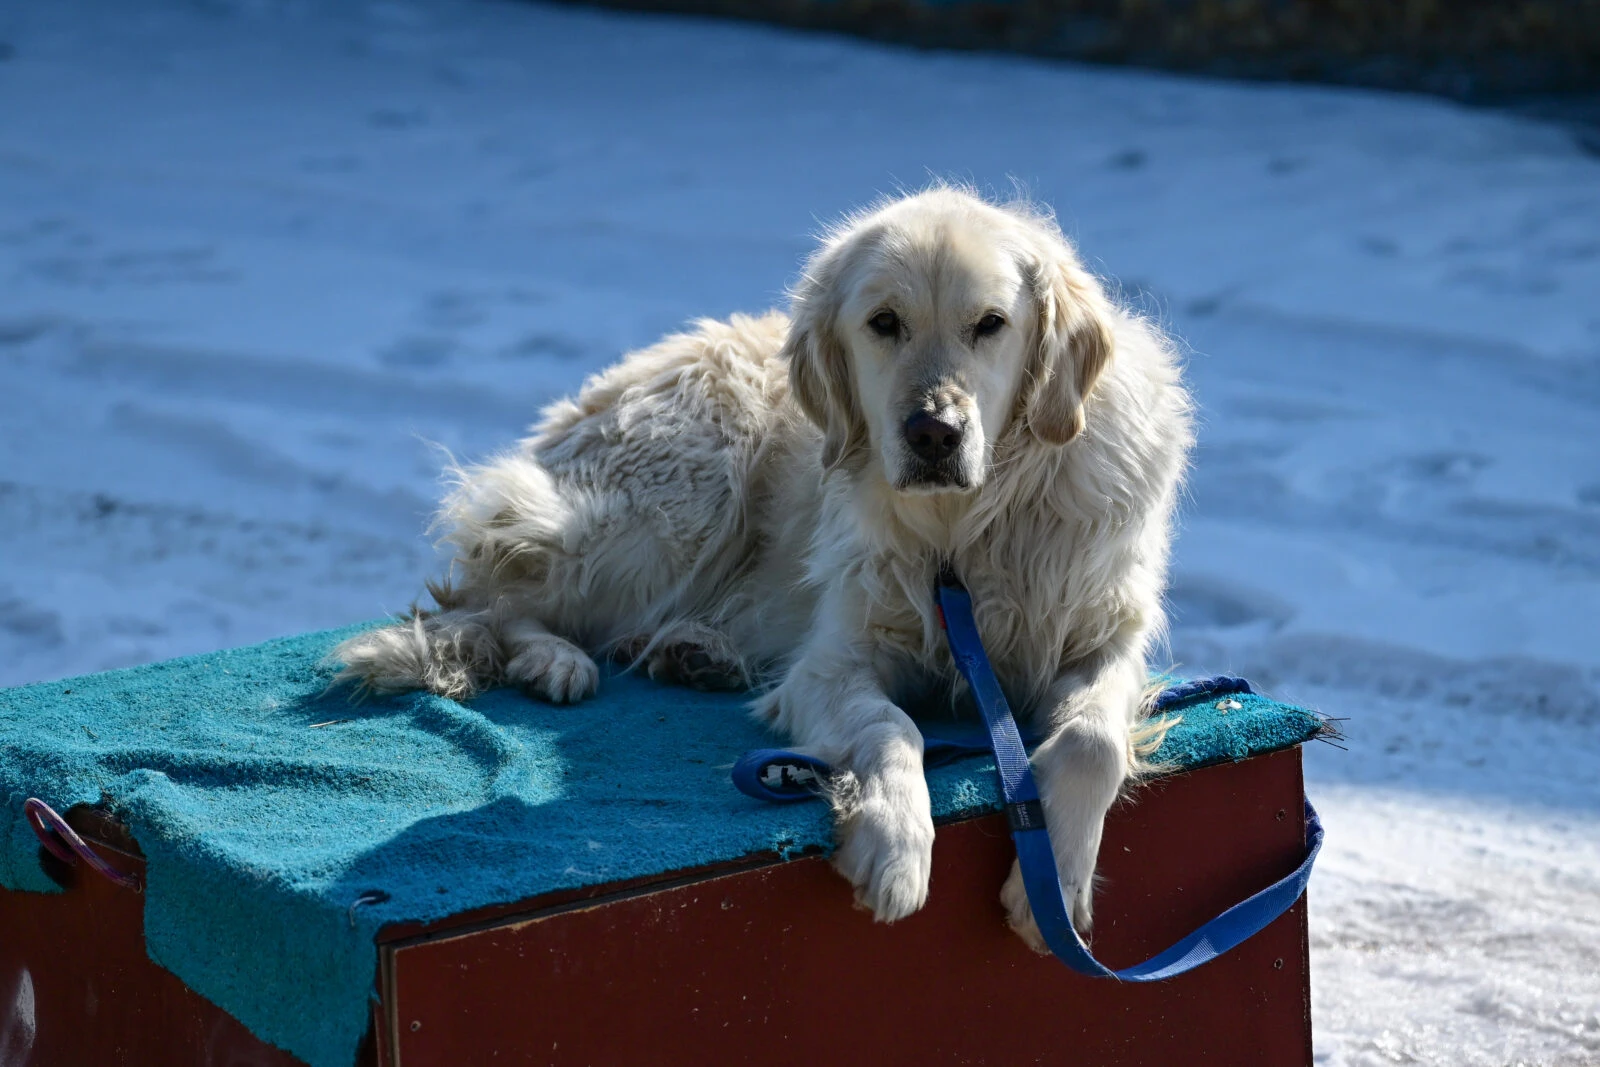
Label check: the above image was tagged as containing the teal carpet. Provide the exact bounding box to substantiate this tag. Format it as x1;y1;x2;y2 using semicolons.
0;624;1320;1067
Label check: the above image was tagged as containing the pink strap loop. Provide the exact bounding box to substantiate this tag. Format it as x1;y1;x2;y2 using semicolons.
23;798;142;892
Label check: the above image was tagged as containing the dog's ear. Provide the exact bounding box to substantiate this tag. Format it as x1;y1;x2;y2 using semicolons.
784;245;869;474
1021;236;1116;446
785;321;866;473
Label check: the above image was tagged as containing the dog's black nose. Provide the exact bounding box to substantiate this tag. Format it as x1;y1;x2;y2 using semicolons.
903;412;964;462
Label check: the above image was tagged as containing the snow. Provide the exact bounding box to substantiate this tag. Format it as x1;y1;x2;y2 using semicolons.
2;0;1597;1061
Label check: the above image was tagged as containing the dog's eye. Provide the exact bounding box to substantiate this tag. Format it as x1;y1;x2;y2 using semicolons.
974;313;1006;339
868;310;900;337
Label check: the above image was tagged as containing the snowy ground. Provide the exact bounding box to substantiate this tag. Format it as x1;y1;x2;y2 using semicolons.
2;1;1598;1062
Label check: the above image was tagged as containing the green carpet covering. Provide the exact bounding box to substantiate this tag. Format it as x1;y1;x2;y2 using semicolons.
0;624;1320;1067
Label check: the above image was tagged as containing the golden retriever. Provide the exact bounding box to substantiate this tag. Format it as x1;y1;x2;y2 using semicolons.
336;187;1193;948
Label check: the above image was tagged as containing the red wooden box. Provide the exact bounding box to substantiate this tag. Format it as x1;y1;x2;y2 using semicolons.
0;747;1310;1066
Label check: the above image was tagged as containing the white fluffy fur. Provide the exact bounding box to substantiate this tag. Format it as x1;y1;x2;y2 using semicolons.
336;187;1193;949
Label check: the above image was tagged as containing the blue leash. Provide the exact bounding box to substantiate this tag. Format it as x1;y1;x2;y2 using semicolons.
732;568;1322;981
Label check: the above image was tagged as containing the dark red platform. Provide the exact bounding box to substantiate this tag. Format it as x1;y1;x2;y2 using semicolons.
0;748;1311;1066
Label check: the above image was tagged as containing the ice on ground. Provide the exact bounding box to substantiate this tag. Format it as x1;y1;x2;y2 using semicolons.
1;1;1596;1061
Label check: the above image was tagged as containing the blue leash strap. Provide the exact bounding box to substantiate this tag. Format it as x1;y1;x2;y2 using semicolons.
730;575;1324;979
935;566;1322;980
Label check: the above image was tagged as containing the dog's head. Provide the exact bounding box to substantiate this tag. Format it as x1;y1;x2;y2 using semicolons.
783;188;1115;493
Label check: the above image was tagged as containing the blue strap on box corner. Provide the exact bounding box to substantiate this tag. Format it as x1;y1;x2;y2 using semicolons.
731;572;1322;981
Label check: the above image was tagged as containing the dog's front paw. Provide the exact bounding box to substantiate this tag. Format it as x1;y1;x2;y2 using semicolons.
1001;851;1095;954
830;771;935;923
505;636;599;704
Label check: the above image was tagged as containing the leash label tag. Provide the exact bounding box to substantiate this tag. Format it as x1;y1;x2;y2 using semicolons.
1005;799;1047;833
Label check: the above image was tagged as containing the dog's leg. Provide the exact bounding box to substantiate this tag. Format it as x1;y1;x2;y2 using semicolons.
1000;651;1142;950
616;621;748;692
501;615;599;705
756;630;933;923
334;609;502;701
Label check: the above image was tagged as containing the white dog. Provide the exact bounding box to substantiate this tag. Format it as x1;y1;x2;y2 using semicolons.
336;187;1193;948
